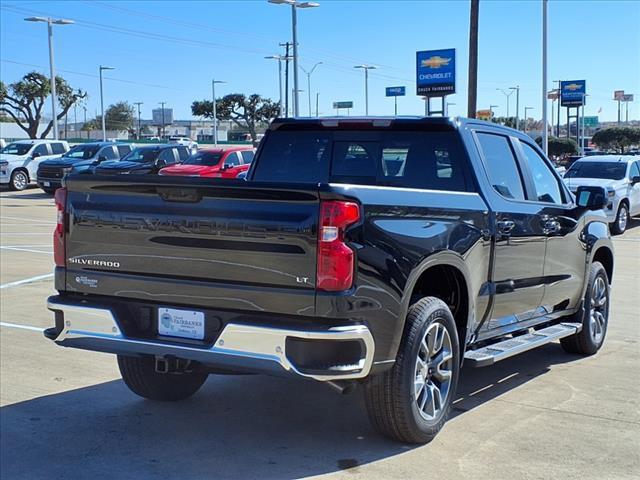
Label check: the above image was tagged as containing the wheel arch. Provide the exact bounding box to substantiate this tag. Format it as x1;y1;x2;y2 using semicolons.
393;252;474;363
592;246;614;284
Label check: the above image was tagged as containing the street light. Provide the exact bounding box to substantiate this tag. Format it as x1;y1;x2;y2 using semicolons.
158;101;167;139
497;88;515;119
301;62;322;117
211;79;226;145
510;85;520;129
99;65;114;141
24;16;74;140
489;104;499;118
265;55;286;116
354;64;377;116
523;106;534;133
134;102;143;139
268;0;320;117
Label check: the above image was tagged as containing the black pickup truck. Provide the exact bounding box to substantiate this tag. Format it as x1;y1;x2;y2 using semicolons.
45;117;614;443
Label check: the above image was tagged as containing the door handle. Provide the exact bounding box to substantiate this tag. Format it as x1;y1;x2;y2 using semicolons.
496;219;515;235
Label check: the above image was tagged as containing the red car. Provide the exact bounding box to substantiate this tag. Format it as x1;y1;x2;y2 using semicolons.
159;146;255;178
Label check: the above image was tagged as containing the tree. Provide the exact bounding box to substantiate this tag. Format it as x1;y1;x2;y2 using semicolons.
535;136;578;158
192;94;280;145
592;127;640;153
0;71;86;139
105;101;135;132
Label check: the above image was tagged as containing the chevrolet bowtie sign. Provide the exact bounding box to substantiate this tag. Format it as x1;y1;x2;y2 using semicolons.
560;80;586;107
416;49;456;96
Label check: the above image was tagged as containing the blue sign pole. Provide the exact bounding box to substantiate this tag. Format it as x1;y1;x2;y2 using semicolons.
385;86;406;116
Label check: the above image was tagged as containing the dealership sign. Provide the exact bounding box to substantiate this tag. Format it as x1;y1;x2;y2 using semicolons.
416;49;456;96
613;90;625;101
386;86;406;97
333;101;353;109
560;80;586;107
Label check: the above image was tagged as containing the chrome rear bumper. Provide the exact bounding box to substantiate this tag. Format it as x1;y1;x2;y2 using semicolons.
46;297;375;381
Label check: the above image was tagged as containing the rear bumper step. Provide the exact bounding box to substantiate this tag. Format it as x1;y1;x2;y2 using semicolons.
46;297;375;381
464;323;582;367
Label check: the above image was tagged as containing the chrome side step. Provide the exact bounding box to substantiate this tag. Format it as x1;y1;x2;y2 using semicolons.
464;322;582;367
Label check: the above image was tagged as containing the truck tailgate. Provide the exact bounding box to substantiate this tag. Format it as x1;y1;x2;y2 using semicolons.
63;176;319;313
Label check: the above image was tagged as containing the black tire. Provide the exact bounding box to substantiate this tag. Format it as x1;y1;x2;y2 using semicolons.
117;355;208;401
560;261;610;355
9;169;29;191
363;297;460;444
610;203;629;235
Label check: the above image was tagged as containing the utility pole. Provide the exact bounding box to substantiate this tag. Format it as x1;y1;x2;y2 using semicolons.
134;102;143;139
315;92;319;117
554;80;561;136
467;0;479;118
99;65;115;141
301;62;322;117
83;106;87;140
280;42;291;116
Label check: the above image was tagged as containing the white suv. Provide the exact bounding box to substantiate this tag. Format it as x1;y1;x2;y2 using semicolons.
564;155;640;234
0;140;69;191
168;136;198;154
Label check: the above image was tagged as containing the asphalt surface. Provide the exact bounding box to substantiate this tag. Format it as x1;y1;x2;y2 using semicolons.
1;187;639;480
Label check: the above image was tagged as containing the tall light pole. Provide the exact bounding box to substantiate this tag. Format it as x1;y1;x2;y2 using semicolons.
134;102;143;139
268;0;320;117
354;64;377;116
542;0;548;153
99;65;114;141
211;79;226;145
510;85;520;129
25;17;74;140
523;106;533;133
265;55;285;116
497;88;515;121
489;104;499;119
301;62;322;117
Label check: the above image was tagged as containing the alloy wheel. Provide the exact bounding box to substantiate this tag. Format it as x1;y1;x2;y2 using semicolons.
589;275;608;345
12;171;28;190
618;206;628;233
414;322;453;421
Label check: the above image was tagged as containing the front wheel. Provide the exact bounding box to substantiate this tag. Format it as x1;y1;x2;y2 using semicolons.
610;203;629;235
560;261;610;355
364;297;460;444
117;355;208;401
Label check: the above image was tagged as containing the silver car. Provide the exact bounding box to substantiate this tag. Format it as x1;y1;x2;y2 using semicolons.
564;155;640;234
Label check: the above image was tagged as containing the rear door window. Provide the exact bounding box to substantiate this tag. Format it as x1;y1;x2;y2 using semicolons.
32;144;50;157
476;133;526;200
51;143;67;154
99;146;118;160
176;147;190;163
240;150;255;164
116;145;131;158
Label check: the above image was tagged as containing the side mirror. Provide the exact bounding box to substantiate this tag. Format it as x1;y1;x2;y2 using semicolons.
631;175;640;185
221;163;232;171
576;186;608;211
31;152;40;159
97;155;107;163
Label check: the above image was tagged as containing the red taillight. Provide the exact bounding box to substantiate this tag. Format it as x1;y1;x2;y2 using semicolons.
317;200;360;291
53;187;67;267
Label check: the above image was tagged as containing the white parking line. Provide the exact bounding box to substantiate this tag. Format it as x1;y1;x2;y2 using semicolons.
0;233;51;236
0;273;54;290
0;322;45;333
0;246;52;255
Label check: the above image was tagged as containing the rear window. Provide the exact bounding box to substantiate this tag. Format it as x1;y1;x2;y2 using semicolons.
253;129;471;191
51;143;67;154
565;161;627;180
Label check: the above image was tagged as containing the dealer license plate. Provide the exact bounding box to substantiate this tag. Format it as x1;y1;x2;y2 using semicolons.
158;307;205;340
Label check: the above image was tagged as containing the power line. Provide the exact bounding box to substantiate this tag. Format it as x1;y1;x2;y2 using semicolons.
1;59;182;91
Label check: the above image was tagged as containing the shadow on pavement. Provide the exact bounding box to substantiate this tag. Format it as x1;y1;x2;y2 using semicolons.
0;343;582;480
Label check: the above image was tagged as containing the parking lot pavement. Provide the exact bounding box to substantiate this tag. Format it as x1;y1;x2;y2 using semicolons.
1;187;639;480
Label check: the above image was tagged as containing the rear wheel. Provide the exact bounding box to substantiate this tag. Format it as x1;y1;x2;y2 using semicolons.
560;261;609;355
9;170;29;191
611;203;629;235
364;297;460;443
117;354;208;401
